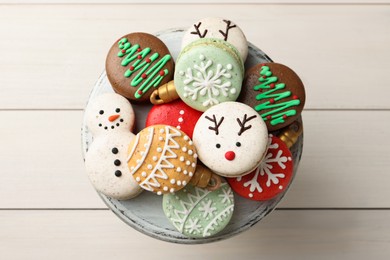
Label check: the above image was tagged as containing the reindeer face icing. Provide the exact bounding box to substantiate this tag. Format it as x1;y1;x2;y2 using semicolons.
193;102;268;177
86;93;135;137
182;17;248;62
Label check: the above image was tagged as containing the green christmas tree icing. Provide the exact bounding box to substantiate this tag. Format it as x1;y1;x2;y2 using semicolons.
253;65;300;126
117;38;171;99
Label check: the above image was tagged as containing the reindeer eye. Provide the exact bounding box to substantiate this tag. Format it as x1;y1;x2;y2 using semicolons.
216;144;221;149
99;110;104;115
236;142;241;147
115;108;120;113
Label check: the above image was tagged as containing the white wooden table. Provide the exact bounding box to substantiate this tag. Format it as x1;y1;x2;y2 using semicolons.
1;1;389;259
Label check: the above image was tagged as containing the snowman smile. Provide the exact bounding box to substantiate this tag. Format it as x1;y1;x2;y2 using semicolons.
98;117;124;130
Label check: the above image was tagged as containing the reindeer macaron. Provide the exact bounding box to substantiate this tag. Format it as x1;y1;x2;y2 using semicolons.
193;102;269;177
181;17;248;62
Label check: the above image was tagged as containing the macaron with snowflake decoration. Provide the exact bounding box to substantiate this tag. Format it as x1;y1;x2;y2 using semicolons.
127;125;198;195
106;32;175;103
238;63;306;132
182;17;248;62
193;101;268;177
174;38;244;112
163;182;234;238
145;99;203;139
227;135;293;201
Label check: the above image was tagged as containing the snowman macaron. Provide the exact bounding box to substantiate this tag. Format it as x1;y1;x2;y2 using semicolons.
84;93;142;200
85;93;135;136
193;102;268;177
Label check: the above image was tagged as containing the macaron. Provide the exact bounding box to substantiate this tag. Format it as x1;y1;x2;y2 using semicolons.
85;133;143;200
145;100;203;139
238;63;306;132
193;102;268;178
84;93;142;200
106;32;175;103
126;125;198;195
85;93;135;137
227;135;293;201
182;17;248;62
163;182;234;238
174;38;244;112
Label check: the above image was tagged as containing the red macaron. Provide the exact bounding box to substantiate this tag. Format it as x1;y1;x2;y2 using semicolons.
227;135;293;201
145;100;203;139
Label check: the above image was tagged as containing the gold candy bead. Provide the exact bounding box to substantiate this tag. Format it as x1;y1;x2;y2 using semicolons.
277;121;303;149
150;80;180;105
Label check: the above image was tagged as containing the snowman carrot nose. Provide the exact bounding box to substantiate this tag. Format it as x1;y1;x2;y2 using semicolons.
225;151;235;161
108;114;120;122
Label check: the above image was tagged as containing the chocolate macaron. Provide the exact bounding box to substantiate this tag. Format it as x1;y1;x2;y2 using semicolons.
106;33;175;103
238;63;306;132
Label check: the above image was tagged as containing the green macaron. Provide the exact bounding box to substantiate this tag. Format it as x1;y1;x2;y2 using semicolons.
174;38;244;112
163;182;234;238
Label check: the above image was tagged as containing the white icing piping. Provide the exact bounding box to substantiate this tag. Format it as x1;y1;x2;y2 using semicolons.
203;204;234;237
129;127;154;176
140;126;181;191
126;133;140;164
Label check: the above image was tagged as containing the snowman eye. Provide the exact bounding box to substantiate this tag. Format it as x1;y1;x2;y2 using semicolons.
99;110;104;115
216;144;221;149
236;142;241;147
115;108;120;113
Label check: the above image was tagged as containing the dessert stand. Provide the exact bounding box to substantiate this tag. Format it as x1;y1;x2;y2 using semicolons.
81;28;303;244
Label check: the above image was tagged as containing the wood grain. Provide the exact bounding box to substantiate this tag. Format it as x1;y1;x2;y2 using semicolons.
0;5;389;109
0;110;388;209
1;210;389;259
0;2;389;257
2;1;390;4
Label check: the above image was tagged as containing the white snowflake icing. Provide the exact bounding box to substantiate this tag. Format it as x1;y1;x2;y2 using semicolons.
180;55;234;107
198;199;217;218
185;218;202;234
218;186;234;204
237;136;291;197
168;183;233;237
170;186;210;232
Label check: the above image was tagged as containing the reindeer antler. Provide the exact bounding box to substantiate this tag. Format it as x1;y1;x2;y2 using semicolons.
205;115;224;135
191;22;208;38
219;20;237;41
237;114;257;136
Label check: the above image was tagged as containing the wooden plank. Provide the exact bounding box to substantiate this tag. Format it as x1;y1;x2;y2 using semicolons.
278;109;390;208
0;5;389;109
0;210;389;259
0;111;106;209
0;110;389;209
2;1;390;4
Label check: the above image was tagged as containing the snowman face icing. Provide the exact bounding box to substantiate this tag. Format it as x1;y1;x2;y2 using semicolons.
86;93;135;136
193;102;268;177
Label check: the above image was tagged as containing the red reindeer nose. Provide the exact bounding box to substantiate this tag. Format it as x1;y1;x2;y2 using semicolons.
225;151;236;161
108;114;120;122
